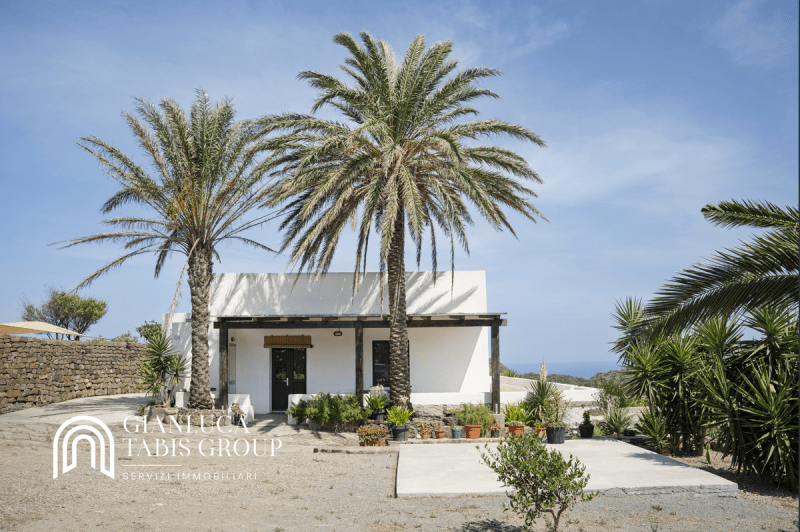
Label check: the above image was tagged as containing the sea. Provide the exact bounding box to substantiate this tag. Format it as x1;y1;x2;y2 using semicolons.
507;360;621;379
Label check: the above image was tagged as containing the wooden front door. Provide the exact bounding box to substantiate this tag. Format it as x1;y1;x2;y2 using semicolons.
271;348;307;411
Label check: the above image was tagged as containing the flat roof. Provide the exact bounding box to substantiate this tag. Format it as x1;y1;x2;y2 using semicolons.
211;313;507;329
214;313;505;321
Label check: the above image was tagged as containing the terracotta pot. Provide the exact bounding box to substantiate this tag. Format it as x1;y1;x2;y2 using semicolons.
434;430;444;439
464;425;481;439
359;441;386;447
508;425;524;435
421;433;430;440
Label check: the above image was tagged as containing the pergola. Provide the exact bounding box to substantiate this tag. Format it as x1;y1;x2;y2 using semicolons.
212;313;506;412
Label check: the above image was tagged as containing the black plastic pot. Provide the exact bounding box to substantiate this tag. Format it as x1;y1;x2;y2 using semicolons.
579;424;594;439
452;428;462;439
546;427;566;444
489;430;500;438
392;424;409;442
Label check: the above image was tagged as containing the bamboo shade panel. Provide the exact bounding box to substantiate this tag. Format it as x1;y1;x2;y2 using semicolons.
264;335;312;348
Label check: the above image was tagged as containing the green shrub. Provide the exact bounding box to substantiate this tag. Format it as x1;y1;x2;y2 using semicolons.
287;394;371;425
357;425;388;443
112;331;138;343
479;433;596;531
501;368;521;378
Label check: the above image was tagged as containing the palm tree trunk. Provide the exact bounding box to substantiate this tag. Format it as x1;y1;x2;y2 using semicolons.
387;213;411;408
187;244;214;409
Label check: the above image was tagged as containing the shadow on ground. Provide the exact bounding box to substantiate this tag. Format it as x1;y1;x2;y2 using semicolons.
459;519;523;531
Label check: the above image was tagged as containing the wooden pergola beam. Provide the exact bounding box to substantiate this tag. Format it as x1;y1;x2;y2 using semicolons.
213;319;506;329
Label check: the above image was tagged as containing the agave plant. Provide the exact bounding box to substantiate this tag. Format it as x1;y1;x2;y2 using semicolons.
601;407;634;439
523;379;560;426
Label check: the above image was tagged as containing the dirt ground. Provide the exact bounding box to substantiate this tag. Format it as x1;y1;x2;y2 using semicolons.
0;417;796;532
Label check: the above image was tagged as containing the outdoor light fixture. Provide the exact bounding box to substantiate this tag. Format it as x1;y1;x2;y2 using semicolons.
333;330;343;337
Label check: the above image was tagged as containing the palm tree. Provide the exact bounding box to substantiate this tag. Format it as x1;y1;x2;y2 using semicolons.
263;32;547;406
644;200;798;335
56;88;277;409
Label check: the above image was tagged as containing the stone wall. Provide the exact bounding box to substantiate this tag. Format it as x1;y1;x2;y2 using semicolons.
0;334;148;414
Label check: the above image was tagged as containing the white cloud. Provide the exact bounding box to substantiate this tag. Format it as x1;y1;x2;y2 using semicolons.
524;106;756;212
709;0;798;67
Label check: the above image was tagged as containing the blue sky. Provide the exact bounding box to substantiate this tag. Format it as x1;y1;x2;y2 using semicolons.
1;1;797;377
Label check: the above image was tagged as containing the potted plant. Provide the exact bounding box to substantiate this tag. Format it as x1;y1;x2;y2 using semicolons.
417;421;431;440
230;403;246;426
434;427;444;439
523;378;558;436
357;425;389;447
504;402;534;432
445;409;455;418
488;419;502;438
452;425;463;439
387;406;411;441
507;420;524;436
579;410;594;439
366;385;388;421
457;403;494;439
543;398;568;444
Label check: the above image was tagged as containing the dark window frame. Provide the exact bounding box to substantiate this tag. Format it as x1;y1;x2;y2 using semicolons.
371;340;409;387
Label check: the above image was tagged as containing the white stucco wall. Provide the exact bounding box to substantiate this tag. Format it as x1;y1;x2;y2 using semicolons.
208;270;488;316
165;271;495;413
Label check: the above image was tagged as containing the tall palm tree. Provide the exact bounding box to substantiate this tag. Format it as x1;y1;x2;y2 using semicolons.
645;200;798;335
263;32;547;405
57;88;277;409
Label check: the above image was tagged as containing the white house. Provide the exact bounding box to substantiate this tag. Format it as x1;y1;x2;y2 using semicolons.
165;270;506;415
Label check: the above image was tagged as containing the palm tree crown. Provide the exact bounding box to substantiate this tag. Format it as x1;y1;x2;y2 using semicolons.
57;88;276;408
263;32;547;404
645;200;798;335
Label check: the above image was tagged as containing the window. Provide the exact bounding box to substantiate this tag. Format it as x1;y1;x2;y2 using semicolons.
372;340;409;387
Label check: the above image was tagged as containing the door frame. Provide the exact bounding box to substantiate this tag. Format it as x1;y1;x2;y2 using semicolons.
271;348;307;412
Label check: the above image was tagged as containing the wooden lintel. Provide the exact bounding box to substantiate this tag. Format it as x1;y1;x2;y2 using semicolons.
214;319;503;329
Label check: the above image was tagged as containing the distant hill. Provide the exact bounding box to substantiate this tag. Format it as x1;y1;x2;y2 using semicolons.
490;360;513;375
516;369;625;388
491;360;624;388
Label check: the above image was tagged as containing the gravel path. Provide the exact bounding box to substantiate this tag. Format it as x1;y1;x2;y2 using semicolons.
0;418;796;531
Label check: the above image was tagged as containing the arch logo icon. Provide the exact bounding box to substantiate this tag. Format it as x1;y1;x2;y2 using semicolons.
53;415;115;479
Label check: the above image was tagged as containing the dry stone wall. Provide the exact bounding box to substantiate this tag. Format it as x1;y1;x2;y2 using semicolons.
0;334;147;414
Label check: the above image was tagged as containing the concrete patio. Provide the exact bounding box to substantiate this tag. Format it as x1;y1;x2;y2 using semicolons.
396;438;739;498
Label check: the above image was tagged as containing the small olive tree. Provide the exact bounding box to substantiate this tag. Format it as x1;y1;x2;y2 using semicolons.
479;434;596;531
21;287;107;340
